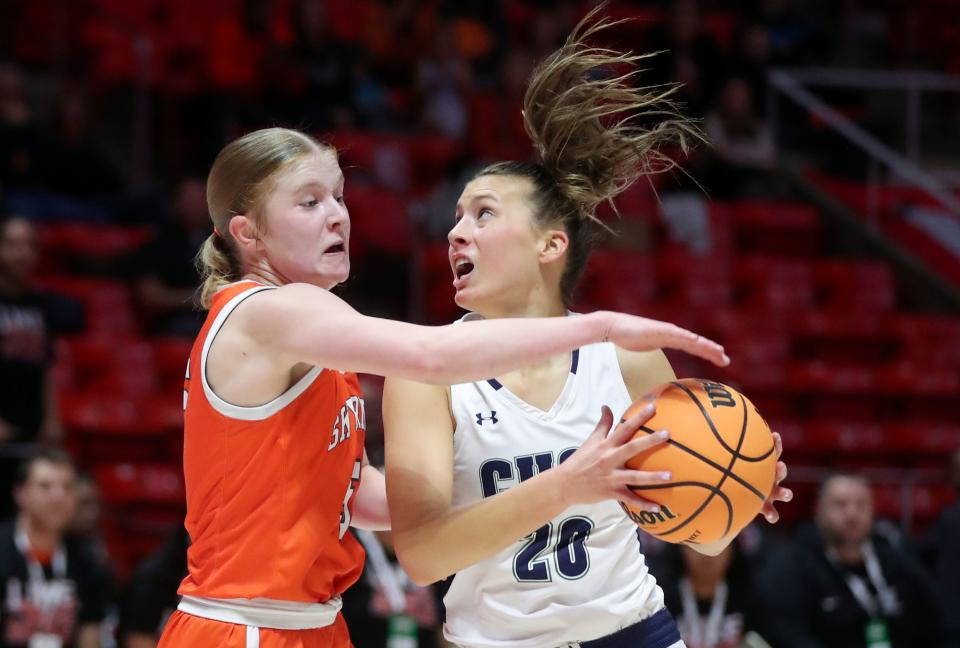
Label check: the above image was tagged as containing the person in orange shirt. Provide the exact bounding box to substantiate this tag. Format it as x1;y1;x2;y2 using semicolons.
157;127;732;648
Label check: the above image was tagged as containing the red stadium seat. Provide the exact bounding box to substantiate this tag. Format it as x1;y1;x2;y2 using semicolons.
735;257;816;311
874;360;960;397
61;337;157;395
345;188;412;255
814;260;896;313
151;338;193;396
577;250;657;313
95;462;185;580
873;482;956;527
657;249;733;309
418;243;465;325
719;201;823;257
884;422;960;455
37;277;137;335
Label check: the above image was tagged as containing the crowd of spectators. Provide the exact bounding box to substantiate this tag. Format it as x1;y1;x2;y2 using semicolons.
0;1;957;647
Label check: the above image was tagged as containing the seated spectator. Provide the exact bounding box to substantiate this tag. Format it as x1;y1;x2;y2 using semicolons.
0;216;83;446
342;529;441;648
645;0;724;117
66;472;110;573
760;472;941;648
118;525;189;648
416;21;473;139
660;540;773;648
703;76;776;198
133;178;207;337
0;448;111;647
920;448;960;648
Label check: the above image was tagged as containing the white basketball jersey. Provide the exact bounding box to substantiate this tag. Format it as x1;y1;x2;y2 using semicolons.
443;323;668;648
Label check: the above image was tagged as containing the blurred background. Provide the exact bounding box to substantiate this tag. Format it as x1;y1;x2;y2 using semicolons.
0;0;958;647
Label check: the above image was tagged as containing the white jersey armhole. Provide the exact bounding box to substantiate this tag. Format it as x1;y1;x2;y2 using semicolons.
200;285;323;421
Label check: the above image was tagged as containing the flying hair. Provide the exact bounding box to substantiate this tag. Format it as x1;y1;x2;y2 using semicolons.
520;3;702;227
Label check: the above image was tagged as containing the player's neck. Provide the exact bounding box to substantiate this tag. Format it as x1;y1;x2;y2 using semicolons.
243;266;286;288
478;287;566;321
17;514;60;554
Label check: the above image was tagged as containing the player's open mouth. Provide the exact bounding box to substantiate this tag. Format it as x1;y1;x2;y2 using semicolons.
324;243;345;254
453;258;475;288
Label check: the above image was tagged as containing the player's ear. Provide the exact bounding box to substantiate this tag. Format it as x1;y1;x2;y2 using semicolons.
539;229;568;264
229;214;259;250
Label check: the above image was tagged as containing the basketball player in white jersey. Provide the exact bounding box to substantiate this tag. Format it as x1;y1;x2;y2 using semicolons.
382;11;791;648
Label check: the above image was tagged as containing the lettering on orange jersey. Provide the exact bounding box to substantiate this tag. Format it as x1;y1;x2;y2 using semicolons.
339;458;362;539
329;396;366;451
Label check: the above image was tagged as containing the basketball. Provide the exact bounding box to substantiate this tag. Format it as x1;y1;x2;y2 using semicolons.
620;378;777;545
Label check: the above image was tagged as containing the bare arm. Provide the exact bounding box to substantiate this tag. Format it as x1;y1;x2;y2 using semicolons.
383;377;670;585
236;283;728;386
351;452;390;531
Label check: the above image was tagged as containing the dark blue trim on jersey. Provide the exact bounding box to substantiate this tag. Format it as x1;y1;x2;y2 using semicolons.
635;527;645;553
580;608;681;648
486;348;578;389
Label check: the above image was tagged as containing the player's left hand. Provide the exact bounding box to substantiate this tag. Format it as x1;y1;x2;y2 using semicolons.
761;431;791;523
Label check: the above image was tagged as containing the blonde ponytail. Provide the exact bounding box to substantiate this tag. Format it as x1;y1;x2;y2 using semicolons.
196;233;242;309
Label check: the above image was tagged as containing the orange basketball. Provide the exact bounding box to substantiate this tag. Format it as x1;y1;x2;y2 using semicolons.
620;378;777;545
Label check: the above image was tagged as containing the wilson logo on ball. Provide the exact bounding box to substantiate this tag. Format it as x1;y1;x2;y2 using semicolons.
620;503;679;526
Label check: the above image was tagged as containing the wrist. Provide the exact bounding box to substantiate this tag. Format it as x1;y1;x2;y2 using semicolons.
543;461;577;511
589;311;616;345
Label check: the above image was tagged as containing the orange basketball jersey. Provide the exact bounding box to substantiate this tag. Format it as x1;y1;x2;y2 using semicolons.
177;280;366;603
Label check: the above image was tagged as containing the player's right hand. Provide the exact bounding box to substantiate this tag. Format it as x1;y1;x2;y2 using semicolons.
602;312;730;368
555;403;671;511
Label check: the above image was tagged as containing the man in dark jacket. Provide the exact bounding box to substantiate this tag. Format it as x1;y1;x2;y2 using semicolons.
920;449;960;648
759;472;941;648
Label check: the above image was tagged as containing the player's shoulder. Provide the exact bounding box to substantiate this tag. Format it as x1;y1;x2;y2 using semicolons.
614;346;676;400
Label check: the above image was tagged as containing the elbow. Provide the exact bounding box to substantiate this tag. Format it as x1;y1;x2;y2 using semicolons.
393;538;445;586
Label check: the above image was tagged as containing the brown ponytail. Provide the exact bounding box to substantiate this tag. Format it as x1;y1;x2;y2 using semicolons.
197;127;335;308
478;5;701;305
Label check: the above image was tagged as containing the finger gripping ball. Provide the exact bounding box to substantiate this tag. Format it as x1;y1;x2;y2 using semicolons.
620;378;777;545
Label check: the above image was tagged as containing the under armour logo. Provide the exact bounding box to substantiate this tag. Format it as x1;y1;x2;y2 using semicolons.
476;411;498;426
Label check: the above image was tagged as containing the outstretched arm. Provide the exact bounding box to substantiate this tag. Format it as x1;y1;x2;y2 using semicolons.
236;283;728;386
383;377;670;585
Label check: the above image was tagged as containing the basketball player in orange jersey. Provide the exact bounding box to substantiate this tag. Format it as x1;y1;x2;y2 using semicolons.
155;125;733;648
383;12;792;648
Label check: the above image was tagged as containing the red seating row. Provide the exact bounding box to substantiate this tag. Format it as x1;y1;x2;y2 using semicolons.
57;336;191;395
573;251;896;313
94;462;185;580
36;276;137;336
774;420;960;456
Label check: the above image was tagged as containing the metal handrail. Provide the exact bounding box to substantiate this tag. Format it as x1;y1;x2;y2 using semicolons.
767;68;960;219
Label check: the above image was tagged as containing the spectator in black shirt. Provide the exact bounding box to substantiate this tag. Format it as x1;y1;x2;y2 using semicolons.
134;177;207;337
118;525;189;648
0;216;83;446
1;448;110;648
920;448;960;648
760;472;941;648
660;539;772;648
